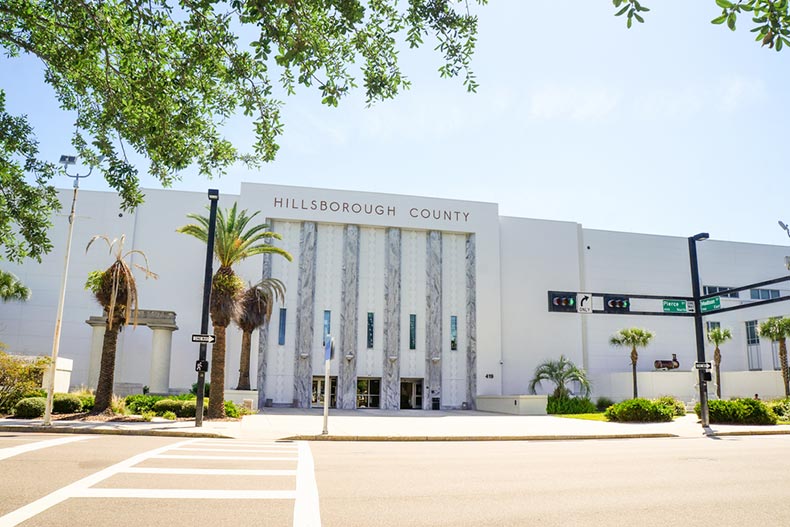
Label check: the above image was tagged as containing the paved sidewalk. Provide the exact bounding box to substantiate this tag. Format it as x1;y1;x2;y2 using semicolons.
2;409;790;441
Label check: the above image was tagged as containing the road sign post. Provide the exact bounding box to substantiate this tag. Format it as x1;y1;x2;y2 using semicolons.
322;337;334;435
195;189;219;427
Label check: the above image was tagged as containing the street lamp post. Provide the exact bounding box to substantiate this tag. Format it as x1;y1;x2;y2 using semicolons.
779;220;790;238
688;232;710;428
43;156;97;426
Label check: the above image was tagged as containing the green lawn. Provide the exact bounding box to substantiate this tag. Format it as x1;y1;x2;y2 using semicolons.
553;413;608;421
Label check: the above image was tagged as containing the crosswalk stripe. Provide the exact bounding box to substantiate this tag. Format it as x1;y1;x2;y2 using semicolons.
72;488;297;500
172;447;297;453
121;467;296;476
154;454;299;461
0;436;94;461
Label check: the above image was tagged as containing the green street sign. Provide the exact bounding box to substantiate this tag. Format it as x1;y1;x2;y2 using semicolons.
663;299;689;313
700;296;721;313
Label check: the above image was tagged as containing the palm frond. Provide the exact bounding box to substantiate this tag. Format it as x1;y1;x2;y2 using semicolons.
0;270;31;302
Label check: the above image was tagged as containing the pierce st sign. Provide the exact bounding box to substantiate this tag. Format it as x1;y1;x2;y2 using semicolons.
662;299;694;313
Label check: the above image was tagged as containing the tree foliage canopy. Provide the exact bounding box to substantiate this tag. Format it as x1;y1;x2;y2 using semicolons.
614;0;790;51
1;0;486;264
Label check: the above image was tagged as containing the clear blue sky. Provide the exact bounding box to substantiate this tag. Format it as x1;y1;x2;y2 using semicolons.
4;1;790;245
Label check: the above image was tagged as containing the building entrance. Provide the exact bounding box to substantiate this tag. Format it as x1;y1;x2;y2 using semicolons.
400;379;423;409
312;376;337;408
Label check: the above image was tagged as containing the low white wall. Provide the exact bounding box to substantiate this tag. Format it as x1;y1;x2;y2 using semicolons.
224;389;258;411
476;395;547;415
593;370;785;402
41;357;72;394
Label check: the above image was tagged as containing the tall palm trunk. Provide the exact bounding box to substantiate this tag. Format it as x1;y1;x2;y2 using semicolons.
714;347;722;399
780;338;789;397
209;324;227;419
94;322;120;413
236;330;252;391
631;347;638;398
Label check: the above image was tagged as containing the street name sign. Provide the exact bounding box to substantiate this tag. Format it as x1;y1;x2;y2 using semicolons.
700;296;721;313
662;299;691;313
191;334;216;343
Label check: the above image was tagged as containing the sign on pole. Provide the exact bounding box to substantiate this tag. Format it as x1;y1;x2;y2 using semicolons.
662;299;692;313
700;296;721;313
695;362;712;370
577;293;593;314
191;334;216;343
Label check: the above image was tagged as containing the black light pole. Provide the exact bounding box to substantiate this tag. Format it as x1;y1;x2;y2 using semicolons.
689;232;710;428
195;189;219;427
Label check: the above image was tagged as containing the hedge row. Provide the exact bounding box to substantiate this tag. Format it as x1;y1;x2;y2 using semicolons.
695;398;778;425
12;393;94;418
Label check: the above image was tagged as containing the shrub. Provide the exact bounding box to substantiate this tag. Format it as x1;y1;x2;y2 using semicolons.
78;394;95;411
595;397;615;412
170;393;197;400
696;398;778;425
0;352;49;413
152;399;184;416
110;395;126;414
13;397;46;418
191;382;210;397
141;410;155;422
224;400;241;418
768;398;790;420
162;411;177;420
547;396;597;414
52;393;83;414
179;399;198;418
125;394;164;414
605;398;674;422
654;396;686;417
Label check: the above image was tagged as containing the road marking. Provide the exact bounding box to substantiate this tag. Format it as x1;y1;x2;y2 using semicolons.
72;488;297;499
122;467;296;476
0;438;198;527
0;435;94;461
172;447;297;453
293;441;321;527
191;441;297;448
154;454;298;461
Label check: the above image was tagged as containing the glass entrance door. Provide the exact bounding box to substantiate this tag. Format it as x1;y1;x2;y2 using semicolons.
312;376;337;408
400;379;423;409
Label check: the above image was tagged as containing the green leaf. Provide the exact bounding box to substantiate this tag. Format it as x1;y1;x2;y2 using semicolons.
634;13;645;23
711;14;728;25
727;12;737;31
715;0;734;8
615;5;629;16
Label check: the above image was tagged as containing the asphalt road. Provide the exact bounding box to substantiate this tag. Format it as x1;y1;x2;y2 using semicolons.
2;433;790;526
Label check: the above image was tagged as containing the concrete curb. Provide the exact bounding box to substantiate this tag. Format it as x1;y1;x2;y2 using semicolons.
282;433;679;442
707;429;790;437
0;425;232;439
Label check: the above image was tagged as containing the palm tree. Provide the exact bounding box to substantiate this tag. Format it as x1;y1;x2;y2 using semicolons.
235;278;286;390
610;327;654;399
85;235;157;413
0;270;30;302
528;355;591;398
706;327;732;399
758;317;790;397
178;203;292;418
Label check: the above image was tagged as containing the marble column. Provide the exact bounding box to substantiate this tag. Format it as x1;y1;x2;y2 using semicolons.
465;234;478;410
85;316;106;390
294;221;317;408
337;225;360;409
257;251;273;410
148;324;175;394
382;228;402;410
425;231;443;409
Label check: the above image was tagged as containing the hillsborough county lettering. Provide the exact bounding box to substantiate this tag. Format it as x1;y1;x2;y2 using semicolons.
272;197;471;223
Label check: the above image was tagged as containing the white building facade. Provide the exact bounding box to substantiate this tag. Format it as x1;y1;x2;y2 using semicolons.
1;182;788;407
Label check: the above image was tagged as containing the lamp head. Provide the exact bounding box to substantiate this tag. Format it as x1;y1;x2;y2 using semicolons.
691;232;709;242
208;189;219;201
779;220;789;232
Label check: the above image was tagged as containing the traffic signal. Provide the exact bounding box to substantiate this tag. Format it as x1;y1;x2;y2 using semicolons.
548;291;577;313
604;295;630;313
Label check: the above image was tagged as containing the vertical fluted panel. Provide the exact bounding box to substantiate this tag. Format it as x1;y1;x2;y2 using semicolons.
382;228;402;410
337;225;360;409
425;231;443;409
257;250;273;410
293;222;317;408
465;234;477;410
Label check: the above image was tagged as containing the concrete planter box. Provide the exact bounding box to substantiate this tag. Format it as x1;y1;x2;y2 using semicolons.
476;395;548;415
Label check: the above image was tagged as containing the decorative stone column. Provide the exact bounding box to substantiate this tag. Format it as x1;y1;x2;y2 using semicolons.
466;234;478;410
294;222;317;408
425;231;443;409
86;316;107;390
257;251;273;410
382;228;402;410
337;225;360;409
148;324;176;394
